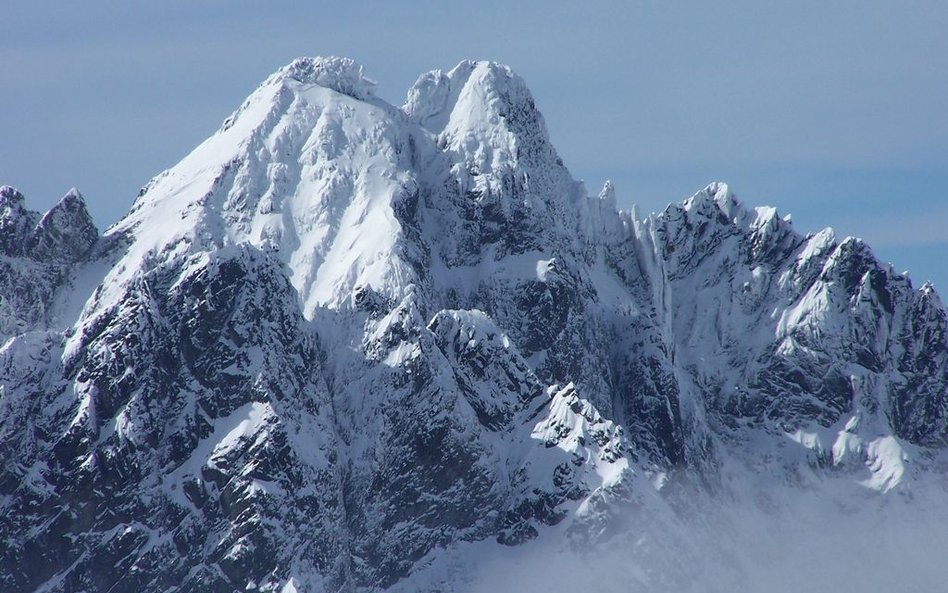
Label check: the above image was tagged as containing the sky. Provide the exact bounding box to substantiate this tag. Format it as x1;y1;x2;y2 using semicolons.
2;1;946;288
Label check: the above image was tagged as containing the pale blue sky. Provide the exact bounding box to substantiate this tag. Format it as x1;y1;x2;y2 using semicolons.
2;2;946;288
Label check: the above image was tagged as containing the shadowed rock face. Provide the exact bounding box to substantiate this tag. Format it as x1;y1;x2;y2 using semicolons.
1;57;947;593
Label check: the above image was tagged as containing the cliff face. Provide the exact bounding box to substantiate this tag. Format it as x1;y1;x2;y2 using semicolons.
1;57;946;593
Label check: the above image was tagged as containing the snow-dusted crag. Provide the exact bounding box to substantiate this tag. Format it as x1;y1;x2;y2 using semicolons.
2;57;947;592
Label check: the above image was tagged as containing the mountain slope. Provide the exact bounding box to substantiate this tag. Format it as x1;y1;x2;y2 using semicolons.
1;57;946;593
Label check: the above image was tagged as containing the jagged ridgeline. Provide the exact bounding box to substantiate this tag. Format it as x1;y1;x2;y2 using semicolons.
1;57;946;593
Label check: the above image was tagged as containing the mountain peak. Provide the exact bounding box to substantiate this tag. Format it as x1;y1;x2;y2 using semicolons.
0;186;96;261
682;181;738;217
404;60;535;134
405;59;577;222
0;185;26;209
45;187;91;212
271;56;377;100
30;187;99;263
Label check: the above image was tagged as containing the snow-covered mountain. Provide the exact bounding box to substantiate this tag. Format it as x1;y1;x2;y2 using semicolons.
2;57;947;593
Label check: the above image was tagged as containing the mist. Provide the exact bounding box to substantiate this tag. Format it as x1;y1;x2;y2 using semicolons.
401;474;948;593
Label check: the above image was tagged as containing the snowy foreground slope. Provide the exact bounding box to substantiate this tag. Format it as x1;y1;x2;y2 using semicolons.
2;57;947;593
